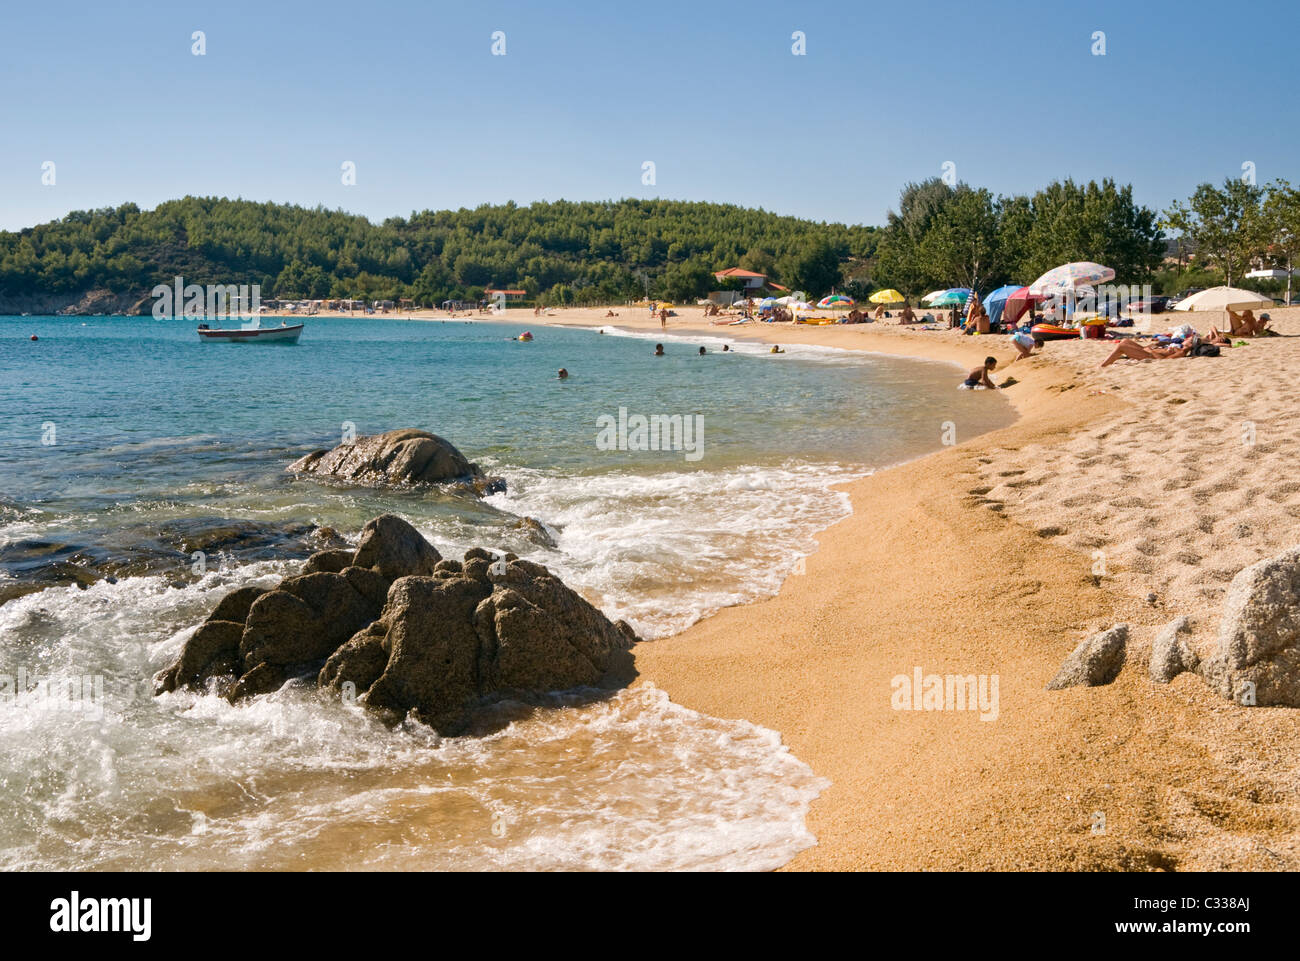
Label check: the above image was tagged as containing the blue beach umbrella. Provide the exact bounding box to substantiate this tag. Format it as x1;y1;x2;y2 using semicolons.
983;285;1024;326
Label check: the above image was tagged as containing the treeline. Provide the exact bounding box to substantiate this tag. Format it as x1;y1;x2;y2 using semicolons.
869;177;1166;298
1162;178;1300;291
0;197;875;306
0;180;1180;307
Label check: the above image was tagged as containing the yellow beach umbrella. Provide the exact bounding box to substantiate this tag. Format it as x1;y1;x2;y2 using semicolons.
869;289;905;304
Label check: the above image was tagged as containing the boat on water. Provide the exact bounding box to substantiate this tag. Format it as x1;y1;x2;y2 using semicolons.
197;319;303;343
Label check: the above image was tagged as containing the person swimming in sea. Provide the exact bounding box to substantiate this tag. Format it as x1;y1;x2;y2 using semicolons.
654;343;665;356
722;344;730;352
770;345;784;354
557;368;569;379
698;346;706;355
962;356;999;388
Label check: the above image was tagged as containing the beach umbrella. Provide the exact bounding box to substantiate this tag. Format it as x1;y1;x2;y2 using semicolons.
760;297;777;308
817;294;854;308
983;285;1025;326
1172;286;1273;312
869;289;905;304
994;285;1050;325
920;289;948;305
927;288;972;308
1028;262;1115;294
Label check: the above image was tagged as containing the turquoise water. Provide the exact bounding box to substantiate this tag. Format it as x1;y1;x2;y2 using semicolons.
0;314;1014;871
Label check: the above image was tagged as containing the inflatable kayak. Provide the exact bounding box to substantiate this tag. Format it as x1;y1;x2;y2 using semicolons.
1030;323;1080;343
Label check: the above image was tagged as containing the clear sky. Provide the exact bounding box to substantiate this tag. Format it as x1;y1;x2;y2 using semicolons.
1;0;1294;232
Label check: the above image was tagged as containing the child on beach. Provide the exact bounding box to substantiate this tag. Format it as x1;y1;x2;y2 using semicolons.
961;357;999;388
1009;329;1037;360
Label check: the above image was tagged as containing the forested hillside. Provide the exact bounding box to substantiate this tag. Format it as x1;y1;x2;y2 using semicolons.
0;197;876;307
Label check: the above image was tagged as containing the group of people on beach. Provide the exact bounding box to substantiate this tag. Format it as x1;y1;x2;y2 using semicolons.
1098;308;1272;368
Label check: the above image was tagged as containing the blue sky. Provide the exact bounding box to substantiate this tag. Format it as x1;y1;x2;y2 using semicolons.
1;0;1294;231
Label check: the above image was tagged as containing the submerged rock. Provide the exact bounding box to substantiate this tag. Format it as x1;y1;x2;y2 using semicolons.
287;428;505;494
1047;624;1128;690
156;513;639;732
1201;547;1300;706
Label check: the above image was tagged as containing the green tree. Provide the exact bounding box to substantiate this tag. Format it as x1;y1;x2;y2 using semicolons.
1256;179;1300;304
778;238;844;297
1162;178;1263;286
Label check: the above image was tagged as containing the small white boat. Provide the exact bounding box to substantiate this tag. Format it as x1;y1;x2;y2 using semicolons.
197;320;303;343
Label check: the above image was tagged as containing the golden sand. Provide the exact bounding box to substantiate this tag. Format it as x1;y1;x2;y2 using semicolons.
516;304;1300;871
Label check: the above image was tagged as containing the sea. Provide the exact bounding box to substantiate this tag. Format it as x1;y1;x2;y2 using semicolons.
0;314;1015;870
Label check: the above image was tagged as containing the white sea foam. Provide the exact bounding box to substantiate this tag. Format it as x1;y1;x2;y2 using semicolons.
472;460;864;638
0;567;827;871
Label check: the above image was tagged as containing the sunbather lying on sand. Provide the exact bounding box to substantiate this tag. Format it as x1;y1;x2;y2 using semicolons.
1226;308;1271;337
1099;339;1192;368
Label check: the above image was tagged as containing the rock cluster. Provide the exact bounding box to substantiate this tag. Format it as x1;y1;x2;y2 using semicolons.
156;514;638;733
1045;546;1300;708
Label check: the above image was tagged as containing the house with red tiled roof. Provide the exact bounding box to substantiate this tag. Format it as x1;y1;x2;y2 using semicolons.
712;267;789;294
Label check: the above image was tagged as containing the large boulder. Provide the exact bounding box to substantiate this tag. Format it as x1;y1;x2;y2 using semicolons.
321;554;638;734
475;559;638;693
1150;616;1199;684
1201;547;1300;706
287;429;505;494
1047;624;1128;690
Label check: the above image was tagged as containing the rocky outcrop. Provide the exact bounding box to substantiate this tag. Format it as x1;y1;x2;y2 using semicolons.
287;429;505;495
1150;616;1199;683
1201;547;1300;706
0;520;347;607
1047;624;1128;690
156;513;639;733
0;288;153;316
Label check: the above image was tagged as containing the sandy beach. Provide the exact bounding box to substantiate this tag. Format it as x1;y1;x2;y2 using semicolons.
464;302;1300;871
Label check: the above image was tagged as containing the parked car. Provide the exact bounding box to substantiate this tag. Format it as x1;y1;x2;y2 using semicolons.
1165;287;1205;310
1126;296;1171;314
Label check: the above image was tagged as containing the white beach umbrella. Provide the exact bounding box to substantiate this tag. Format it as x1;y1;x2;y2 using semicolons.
1172;286;1273;312
1028;261;1116;294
